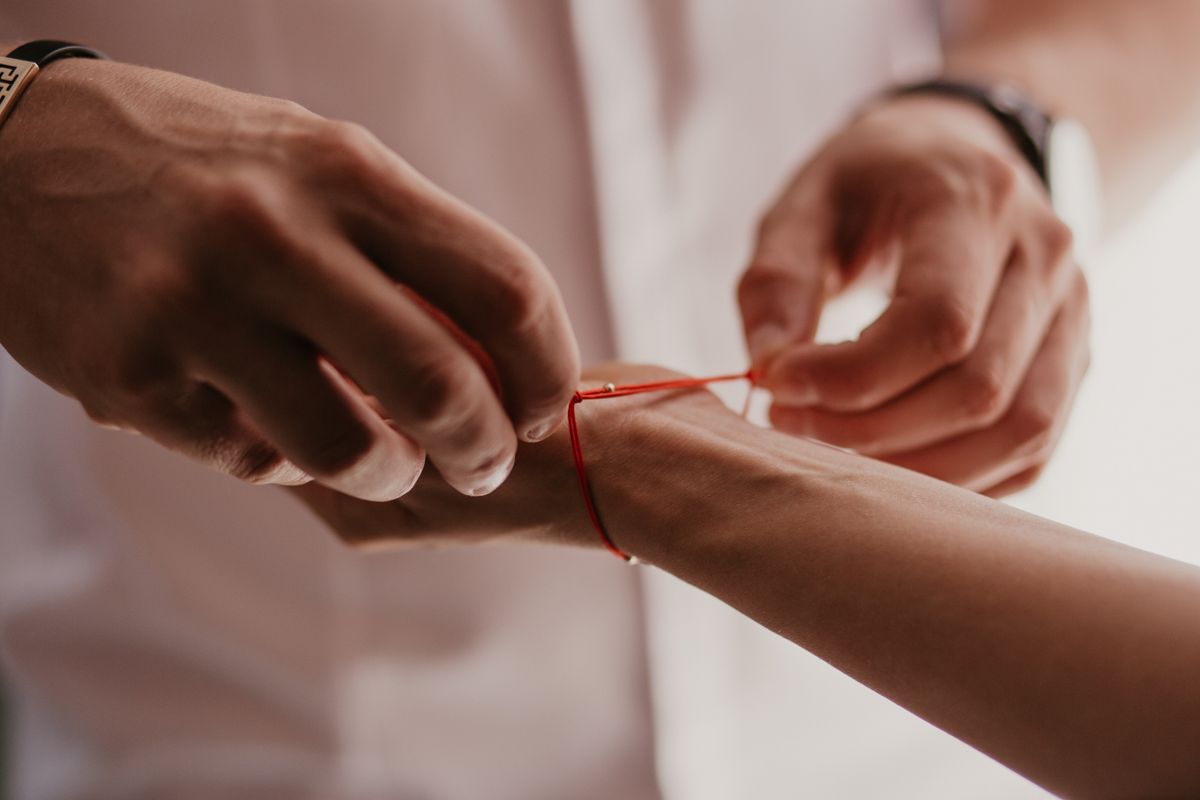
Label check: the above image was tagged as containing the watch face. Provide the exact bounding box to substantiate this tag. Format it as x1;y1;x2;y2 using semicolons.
1047;119;1103;258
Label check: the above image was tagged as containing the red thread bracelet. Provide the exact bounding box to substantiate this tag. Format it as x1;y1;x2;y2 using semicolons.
566;370;755;563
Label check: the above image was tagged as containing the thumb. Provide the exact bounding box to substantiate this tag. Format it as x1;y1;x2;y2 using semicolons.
737;206;834;369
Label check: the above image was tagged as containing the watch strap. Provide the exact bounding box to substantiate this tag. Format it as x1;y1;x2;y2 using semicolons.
6;40;108;66
0;40;108;128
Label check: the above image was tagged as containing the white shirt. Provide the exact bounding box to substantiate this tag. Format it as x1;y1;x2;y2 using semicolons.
0;2;1045;798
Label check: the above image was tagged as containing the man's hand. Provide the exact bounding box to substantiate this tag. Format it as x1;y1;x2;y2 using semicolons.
292;364;738;552
738;94;1090;496
0;58;580;500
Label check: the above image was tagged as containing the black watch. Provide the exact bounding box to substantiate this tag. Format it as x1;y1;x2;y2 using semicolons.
0;40;109;128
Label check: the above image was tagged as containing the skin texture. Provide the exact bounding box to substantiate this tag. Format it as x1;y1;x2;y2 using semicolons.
0;56;581;501
297;364;1200;799
738;1;1200;497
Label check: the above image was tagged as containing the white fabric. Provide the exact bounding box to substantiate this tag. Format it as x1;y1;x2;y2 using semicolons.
1;2;1046;798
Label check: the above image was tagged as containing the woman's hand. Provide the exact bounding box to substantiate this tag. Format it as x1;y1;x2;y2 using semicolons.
738;94;1090;495
0;58;579;502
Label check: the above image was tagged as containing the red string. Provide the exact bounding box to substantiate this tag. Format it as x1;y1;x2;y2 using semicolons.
567;370;755;562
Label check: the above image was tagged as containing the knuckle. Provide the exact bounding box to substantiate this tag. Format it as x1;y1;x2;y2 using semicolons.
1039;214;1075;265
226;440;291;484
405;359;478;431
305;119;383;177
1007;402;1056;458
738;262;793;304
481;246;554;335
903;159;975;212
200;180;314;286
126;258;212;322
906;152;1017;218
904;176;958;214
153;165;296;285
80;397;123;430
322;119;377;152
270;98;318;121
149;160;211;203
94;323;178;402
207;174;285;238
957;364;1008;423
1014;464;1046;490
980;152;1020;213
921;298;978;363
521;361;580;427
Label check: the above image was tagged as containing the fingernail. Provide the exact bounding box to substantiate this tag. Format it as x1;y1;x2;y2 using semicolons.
273;462;314;487
467;453;516;496
348;443;425;502
748;323;790;364
380;459;423;501
522;417;561;443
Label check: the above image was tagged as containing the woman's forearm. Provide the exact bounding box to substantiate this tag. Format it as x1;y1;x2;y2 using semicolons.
300;374;1200;796
602;418;1200;798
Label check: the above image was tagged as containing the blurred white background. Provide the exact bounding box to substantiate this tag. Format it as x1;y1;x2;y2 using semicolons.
1011;149;1200;561
652;146;1200;800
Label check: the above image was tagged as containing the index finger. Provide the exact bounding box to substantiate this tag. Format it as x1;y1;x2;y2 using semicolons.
341;148;581;442
738;196;837;368
765;204;1007;412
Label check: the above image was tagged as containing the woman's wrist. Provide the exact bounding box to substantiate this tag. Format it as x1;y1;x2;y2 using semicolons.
571;386;832;568
293;365;851;562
